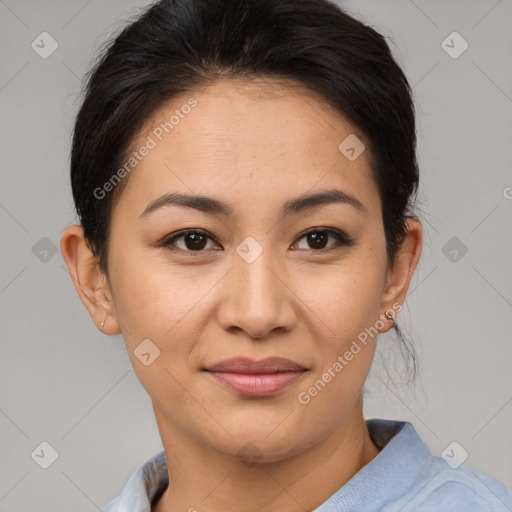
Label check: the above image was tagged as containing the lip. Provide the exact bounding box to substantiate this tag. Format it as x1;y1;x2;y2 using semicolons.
203;357;308;397
205;357;306;373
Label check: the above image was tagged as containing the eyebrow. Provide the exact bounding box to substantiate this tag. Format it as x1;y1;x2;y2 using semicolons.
139;188;367;220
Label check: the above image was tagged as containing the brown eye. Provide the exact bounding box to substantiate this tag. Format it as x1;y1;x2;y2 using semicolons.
293;228;354;251
163;230;219;252
306;231;329;249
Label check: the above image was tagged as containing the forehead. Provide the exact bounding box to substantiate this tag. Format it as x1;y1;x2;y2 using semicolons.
114;78;381;220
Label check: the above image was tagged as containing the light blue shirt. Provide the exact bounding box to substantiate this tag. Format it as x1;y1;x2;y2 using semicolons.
101;419;512;511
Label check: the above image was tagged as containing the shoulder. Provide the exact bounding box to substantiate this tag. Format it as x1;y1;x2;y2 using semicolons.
100;450;168;512
367;420;512;512
391;459;512;511
318;419;512;512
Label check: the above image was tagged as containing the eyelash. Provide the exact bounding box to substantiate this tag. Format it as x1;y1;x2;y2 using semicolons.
161;227;355;254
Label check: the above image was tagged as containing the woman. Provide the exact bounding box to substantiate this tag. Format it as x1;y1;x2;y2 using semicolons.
60;0;512;510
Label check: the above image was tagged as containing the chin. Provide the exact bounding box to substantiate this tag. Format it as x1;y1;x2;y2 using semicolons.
203;418;311;464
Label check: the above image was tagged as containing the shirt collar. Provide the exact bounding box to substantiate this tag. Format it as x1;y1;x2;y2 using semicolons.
109;419;429;512
314;419;431;511
114;448;168;511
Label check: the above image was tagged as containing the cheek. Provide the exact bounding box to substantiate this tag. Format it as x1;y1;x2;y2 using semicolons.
296;271;381;422
306;263;384;340
108;248;215;353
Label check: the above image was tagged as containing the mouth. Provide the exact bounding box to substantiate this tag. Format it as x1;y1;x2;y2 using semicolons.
203;357;308;397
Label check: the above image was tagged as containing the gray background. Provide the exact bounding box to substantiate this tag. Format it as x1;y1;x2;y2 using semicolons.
1;0;511;510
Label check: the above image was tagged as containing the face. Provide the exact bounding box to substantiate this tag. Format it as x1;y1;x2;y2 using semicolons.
66;78;420;462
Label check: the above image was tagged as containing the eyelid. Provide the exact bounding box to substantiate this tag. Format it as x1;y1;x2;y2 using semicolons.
161;229;220;252
292;227;354;250
161;227;354;253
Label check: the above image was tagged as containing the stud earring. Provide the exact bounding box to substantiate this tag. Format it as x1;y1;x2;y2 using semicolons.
384;310;395;322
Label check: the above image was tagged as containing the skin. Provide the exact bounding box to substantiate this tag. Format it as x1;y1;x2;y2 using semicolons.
61;78;422;512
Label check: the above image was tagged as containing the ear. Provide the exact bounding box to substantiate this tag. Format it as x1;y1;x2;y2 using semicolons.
60;224;121;335
378;217;423;333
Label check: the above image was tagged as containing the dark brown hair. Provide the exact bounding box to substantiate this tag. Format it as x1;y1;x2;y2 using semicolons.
70;0;420;379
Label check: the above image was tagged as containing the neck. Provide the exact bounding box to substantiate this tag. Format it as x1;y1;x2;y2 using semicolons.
152;399;380;512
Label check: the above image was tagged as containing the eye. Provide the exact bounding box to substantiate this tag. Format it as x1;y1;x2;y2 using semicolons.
162;229;220;253
292;228;354;251
161;227;354;254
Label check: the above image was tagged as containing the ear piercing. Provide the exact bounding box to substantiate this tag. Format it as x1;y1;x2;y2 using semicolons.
384;310;395;322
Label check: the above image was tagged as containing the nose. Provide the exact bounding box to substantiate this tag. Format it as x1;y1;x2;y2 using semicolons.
216;247;298;339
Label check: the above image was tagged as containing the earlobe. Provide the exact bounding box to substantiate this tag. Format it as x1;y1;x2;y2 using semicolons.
60;224;121;335
379;218;423;332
